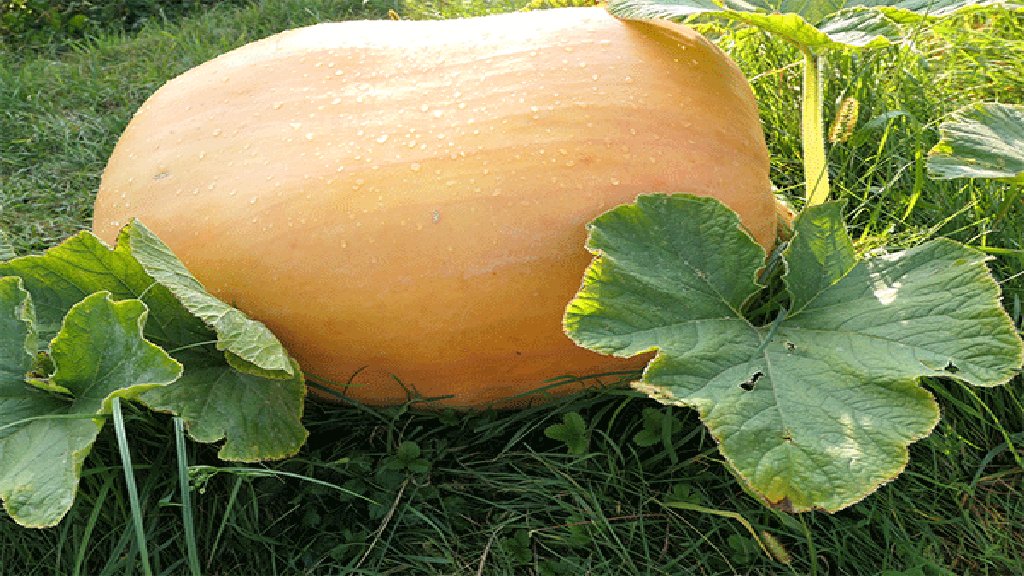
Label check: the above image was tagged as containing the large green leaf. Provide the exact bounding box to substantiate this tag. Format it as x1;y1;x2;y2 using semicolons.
607;0;1012;51
0;228;209;347
140;351;307;462
565;195;1023;512
0;222;292;376
0;221;308;468
927;102;1024;184
608;0;897;50
0;288;181;527
124;221;293;377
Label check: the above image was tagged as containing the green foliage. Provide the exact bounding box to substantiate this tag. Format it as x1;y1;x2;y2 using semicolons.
565;195;1023;512
0;222;307;527
499;529;534;565
608;0;1022;205
632;407;683;447
0;284;181;527
382;441;431;474
609;0;1017;50
928;102;1024;184
0;1;248;50
543;412;591;455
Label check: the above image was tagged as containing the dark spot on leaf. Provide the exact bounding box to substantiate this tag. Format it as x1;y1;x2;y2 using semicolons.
782;432;793;442
785;342;796;352
769;497;795;514
740;371;763;391
944;361;959;374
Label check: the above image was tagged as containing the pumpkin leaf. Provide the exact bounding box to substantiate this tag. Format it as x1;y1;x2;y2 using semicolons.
140;351;307;462
782;201;856;315
607;0;1011;51
608;1;898;50
927;102;1024;184
124;221;294;377
564;194;1023;512
0;228;209;347
0;230;15;262
0;285;181;528
0;222;309;492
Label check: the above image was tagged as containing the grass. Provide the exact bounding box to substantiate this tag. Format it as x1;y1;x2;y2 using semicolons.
1;0;1023;574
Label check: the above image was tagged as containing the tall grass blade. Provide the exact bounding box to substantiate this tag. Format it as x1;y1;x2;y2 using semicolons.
175;417;202;576
72;475;114;576
111;398;153;576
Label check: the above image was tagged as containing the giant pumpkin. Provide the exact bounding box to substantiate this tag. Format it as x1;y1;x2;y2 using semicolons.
93;7;777;408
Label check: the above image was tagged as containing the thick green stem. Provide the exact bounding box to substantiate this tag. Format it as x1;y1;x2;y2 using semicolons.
802;49;830;206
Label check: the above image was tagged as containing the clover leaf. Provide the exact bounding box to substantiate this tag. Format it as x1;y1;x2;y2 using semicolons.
927;102;1024;184
544;412;591;455
564;195;1023;512
0;282;181;527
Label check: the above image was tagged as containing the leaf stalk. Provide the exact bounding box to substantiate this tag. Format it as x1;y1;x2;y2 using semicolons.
801;49;830;206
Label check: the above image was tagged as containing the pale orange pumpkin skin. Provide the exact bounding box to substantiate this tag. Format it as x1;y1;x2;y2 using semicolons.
93;8;776;408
